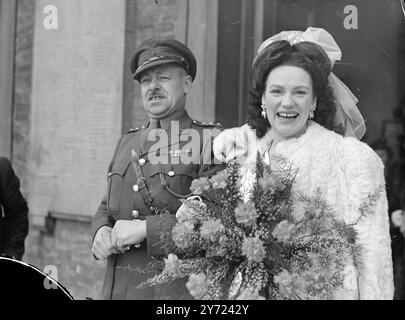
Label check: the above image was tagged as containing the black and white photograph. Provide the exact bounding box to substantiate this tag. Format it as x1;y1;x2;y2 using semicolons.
0;0;404;303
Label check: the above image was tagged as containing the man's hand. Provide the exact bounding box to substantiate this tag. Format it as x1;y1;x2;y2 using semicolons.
111;220;146;248
92;226;120;260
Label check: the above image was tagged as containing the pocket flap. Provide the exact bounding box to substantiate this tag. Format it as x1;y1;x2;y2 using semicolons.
147;163;197;178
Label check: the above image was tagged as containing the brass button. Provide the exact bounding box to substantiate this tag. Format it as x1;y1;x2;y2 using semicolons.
107;172;112;177
168;170;175;177
139;158;146;166
133;184;139;192
132;210;139;218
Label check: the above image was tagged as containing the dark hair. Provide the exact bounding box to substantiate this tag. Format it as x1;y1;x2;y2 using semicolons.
247;40;341;138
399;134;405;159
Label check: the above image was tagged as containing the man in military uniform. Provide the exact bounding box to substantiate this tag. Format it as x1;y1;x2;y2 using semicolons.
91;39;223;300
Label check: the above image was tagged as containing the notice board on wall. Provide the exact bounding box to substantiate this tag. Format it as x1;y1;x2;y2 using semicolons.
27;0;126;224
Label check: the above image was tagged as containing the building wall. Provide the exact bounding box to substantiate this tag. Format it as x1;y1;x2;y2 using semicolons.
27;0;125;224
0;0;16;158
24;220;105;300
124;0;180;131
12;0;34;195
17;0;190;300
16;0;125;299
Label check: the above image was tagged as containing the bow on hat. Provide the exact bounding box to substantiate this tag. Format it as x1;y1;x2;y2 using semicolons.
256;27;366;140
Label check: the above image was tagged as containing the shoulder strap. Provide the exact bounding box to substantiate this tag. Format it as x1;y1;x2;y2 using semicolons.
108;133;131;174
191;120;222;128
130;150;156;210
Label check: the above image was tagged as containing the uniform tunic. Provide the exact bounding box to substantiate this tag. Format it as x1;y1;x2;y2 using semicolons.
91;111;223;299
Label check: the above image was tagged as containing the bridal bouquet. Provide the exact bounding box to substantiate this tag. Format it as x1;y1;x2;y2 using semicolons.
139;154;381;300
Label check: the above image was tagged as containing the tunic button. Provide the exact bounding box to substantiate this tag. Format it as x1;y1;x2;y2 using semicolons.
133;184;139;192
168;170;175;177
107;172;112;177
139;158;146;166
132;210;139;218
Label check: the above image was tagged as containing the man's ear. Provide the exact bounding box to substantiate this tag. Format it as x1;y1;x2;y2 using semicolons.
183;75;193;94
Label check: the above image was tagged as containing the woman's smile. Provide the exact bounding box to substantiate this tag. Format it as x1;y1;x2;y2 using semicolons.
276;111;300;122
262;65;314;140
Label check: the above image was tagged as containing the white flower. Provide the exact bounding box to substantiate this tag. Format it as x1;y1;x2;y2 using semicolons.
163;254;184;277
234;202;258;226
241;236;266;263
291;204;306;220
272;220;297;243
210;170;228;189
200;219;224;241
186;272;209;299
190;177;210;195
171;222;195;249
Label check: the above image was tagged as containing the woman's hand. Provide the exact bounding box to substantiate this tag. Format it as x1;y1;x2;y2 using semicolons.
213;125;252;162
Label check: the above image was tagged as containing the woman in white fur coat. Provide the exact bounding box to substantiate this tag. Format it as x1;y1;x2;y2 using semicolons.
213;28;394;300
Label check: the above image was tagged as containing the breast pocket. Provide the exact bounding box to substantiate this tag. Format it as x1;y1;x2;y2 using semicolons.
107;160;131;214
157;164;198;199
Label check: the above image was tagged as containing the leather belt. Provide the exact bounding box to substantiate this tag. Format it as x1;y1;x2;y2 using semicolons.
131;150;156;210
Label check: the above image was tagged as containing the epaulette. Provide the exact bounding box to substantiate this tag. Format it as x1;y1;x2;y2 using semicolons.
126;125;145;134
192;120;222;127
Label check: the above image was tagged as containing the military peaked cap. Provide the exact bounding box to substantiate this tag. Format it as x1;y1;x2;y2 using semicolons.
130;38;197;82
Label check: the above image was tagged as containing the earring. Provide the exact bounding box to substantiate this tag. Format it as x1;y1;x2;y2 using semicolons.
308;103;316;119
261;105;267;119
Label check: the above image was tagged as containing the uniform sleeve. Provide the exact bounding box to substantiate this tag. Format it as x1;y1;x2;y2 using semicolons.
338;139;394;299
0;158;29;260
90;194;114;244
145;214;177;256
90;134;128;245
